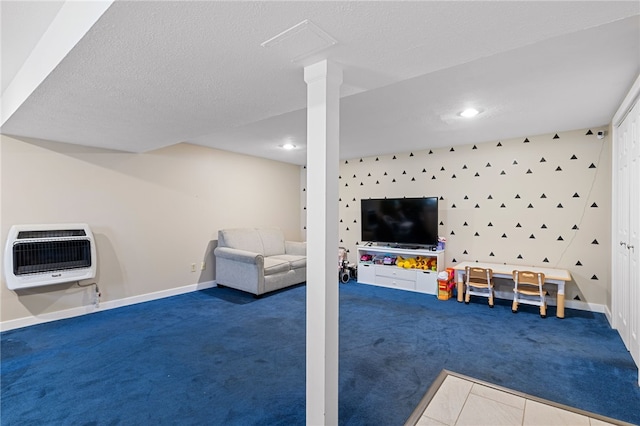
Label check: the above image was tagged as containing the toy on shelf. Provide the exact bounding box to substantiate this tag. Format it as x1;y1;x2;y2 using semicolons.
339;247;357;283
395;255;437;271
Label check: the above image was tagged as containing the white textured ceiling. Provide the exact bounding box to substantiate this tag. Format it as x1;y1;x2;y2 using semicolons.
1;1;639;165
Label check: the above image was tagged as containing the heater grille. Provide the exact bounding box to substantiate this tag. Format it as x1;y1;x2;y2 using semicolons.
4;223;97;290
13;240;92;275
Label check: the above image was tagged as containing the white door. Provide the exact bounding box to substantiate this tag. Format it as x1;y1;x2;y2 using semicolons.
615;114;631;349
627;101;639;366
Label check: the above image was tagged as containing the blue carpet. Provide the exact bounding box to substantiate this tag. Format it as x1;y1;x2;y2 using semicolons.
2;282;639;425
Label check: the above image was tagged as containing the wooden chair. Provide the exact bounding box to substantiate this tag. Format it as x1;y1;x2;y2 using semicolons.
512;270;546;318
464;266;495;307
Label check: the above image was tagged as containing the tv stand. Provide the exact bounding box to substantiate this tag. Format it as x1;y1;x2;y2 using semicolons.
356;245;445;295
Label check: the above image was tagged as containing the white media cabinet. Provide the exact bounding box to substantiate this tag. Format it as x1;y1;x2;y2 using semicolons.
356;245;445;295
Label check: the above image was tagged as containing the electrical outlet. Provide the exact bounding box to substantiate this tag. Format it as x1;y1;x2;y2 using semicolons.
191;263;196;272
201;261;206;271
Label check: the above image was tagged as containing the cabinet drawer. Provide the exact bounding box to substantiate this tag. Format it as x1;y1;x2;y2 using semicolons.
376;276;416;291
375;266;415;280
416;270;437;295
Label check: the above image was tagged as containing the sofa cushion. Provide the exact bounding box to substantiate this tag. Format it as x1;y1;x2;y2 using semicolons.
263;257;291;276
220;228;264;254
270;254;306;270
258;228;286;257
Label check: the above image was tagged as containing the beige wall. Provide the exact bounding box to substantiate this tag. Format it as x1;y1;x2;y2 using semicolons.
302;127;612;309
1;135;302;324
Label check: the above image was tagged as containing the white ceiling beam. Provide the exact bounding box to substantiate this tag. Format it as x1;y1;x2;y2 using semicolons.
1;1;113;126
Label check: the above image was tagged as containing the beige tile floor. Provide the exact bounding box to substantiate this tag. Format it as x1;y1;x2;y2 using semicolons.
405;371;633;426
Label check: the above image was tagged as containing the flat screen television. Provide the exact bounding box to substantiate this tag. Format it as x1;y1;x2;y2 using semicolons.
360;197;439;248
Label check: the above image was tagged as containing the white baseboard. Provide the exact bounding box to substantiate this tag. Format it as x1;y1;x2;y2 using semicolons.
493;289;606;314
0;280;217;332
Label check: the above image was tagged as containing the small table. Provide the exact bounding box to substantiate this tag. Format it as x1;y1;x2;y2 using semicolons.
452;261;572;318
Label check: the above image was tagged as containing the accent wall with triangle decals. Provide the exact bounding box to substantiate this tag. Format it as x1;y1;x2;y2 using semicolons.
301;128;611;307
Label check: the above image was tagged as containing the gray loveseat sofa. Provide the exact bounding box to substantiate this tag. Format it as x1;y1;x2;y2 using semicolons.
214;228;306;296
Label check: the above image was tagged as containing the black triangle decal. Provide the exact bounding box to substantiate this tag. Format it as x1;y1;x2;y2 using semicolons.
451;204;457;208
486;162;492;167
571;155;578;160
376;181;380;184
497;142;502;147
488;195;493;199
557;236;564;241
526;169;532;174
592;239;599;245
463;250;468;254
586;130;593;135
354;219;357;223
489;252;495;256
392;155;397;160
422;168;427;173
540;157;546;162
411;177;416;182
500;170;506;175
591;275;598;280
439;221;444;226
515;194;521;199
464;195;469;200
553;134;560;139
500;203;506;208
384;172;388;176
557;203;563;208
360;182;364;185
345;204;349;208
303;188;306;191
452;174;457;179
452;258;457;263
474;172;480;177
429;150;433;154
517;254;523;259
402;171;407;175
516;223;522;228
574;295;581;300
345;183;348;187
541;224;547;229
591;203;598;208
450;147;455;152
524;138;530;143
392;179;396;183
368;173;371;177
473;145;478;149
346;227;349;231
345;160;349;164
440;196;444;200
572;225;579;230
462;164;468;169
360;158;363;162
450;231;455;235
513;160;518;165
488;222;493;227
543;258;549;263
352;173;356;178
376;157;379;161
474;232;480;236
530;234;536;239
410;153;414;157
432;176;436;180
556;166;562;171
540;193;547;198
475;204;480;208
576;261;582;266
441;166;445;171
528;204;534;208
589;163;596;169
502;233;507;238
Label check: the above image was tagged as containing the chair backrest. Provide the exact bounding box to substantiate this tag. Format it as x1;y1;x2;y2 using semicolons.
465;266;493;285
512;270;545;290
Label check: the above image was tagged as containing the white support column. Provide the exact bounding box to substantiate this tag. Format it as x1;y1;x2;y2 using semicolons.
304;60;342;426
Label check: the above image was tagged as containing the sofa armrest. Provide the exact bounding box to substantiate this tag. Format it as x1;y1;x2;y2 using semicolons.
285;241;306;256
214;247;264;266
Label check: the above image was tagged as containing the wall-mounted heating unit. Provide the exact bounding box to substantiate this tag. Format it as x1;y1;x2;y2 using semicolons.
4;223;97;290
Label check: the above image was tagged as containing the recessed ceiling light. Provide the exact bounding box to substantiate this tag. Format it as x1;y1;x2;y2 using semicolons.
281;143;296;150
460;108;480;118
